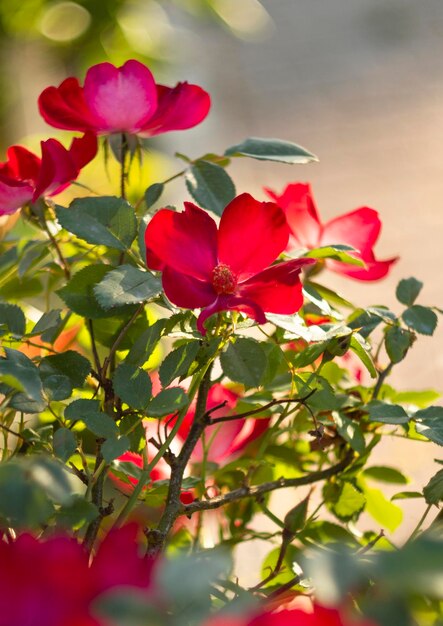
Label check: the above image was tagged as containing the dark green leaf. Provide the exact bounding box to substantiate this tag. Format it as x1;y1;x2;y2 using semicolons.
57;496;99;530
0;302;26;336
57;265;111;318
65;399;118;438
333;411;365;453
423;469;443;504
39;350;91;388
0;276;43;300
347;308;383;338
126;320;164;367
94;264;161;309
391;491;423;501
144;182;164;208
349;335;377;378
0;348;42;402
42;374;72;401
29;310;62;338
0;462;53;529
159;341;200;387
385;326;413;363
220;338;267;388
102;435;130;463
414;406;443;445
56;196;137;250
402;305;438;336
185;160;236;216
396;277;423;306
224;137;318;164
53;428;77;462
367;401;409;424
147;388;189;417
113;363;152;410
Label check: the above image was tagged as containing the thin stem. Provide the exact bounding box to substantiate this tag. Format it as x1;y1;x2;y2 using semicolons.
102;304;144;378
87;319;102;384
407;503;433;543
40;217;71;280
372;362;394;400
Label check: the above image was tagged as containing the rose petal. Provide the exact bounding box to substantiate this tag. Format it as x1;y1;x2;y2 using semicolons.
140;82;211;136
218;193;289;278
0;174;33;215
321;206;382;257
68;132;98;171
38;77;97;132
162;265;216;309
84;60;157;133
145;202;218;279
33;139;78;200
3;146;41;183
265;183;322;249
326;255;398;281
238;258;315;314
197;294;267;335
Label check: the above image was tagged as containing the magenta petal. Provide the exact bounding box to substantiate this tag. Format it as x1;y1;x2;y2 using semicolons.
265;183;322;249
326;255;398;281
83;60;157;134
218;193;289;278
139;82;211;136
321;206;382;257
228;418;271;458
162;266;216;309
145;203;218;280
68;132;98;170
197;294;267;335
238;258;315;314
33;139;78;200
0;175;33;215
38;77;97;132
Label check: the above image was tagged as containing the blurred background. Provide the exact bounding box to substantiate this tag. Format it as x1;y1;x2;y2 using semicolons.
1;0;442;577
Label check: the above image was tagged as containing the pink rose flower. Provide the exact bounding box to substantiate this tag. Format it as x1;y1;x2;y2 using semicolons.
0;132;97;216
38;60;210;137
265;183;397;281
144;193;315;334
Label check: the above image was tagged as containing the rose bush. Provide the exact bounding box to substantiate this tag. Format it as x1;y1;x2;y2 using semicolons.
0;57;441;626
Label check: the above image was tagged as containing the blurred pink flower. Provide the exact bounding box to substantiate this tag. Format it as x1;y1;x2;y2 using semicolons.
0;133;97;216
0;524;154;626
38;60;210;137
265;183;397;281
145;193;315;334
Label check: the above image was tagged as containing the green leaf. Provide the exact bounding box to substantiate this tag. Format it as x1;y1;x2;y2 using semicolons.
0;276;43;300
391;491;423;501
332;482;366;521
306;245;364;267
0;348;43;402
57;265;113;318
402;305;438;336
0;302;26;336
144;182;164;209
220;338;267;388
396;277;423;306
224;137;318;164
53;428;77;462
332;411;365;454
385;326;413;363
349;334;377;378
126;320;164;367
57;496;99;530
347;308;383;339
102;435;130;463
56;196;137;251
362;483;403;532
113;363;152;410
0;462;53;529
42;374;72;401
414;406;443;445
391;389;440;409
305;281;355;310
29;310;62;338
159;341;200;387
185;160;236;216
65;399;118;438
39;351;91;388
363;466;408;485
423;469;443;504
147;388;189;417
94;265;161;309
367;401;409;425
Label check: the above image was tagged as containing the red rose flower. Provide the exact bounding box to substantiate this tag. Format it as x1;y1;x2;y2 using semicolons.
0;132;97;216
144;193;315;334
265;183;397;281
0;524;153;626
38;60;210;137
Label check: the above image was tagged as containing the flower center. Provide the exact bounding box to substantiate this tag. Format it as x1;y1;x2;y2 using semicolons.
212;264;237;295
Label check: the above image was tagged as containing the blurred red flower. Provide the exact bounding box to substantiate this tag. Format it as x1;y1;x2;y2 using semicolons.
38;60;210;137
265;183;397;281
0;133;97;216
145;193;315;334
0;524;154;626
